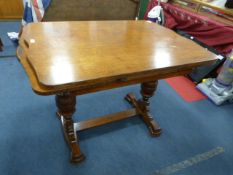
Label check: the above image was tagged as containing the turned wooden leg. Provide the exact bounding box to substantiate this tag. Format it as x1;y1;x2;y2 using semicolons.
125;81;161;136
140;81;161;136
55;93;85;163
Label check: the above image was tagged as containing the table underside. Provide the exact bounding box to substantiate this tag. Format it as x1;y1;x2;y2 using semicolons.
55;81;162;163
17;46;205;163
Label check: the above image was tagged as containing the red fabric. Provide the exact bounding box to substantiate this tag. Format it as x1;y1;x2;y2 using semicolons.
165;76;207;102
144;0;233;54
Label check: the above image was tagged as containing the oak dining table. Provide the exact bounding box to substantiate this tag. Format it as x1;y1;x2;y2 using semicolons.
17;20;217;163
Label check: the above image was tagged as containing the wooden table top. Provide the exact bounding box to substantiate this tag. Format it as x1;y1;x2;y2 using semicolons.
17;21;217;95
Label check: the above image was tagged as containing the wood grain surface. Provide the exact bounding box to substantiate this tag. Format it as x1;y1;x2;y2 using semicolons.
0;0;23;19
17;20;217;95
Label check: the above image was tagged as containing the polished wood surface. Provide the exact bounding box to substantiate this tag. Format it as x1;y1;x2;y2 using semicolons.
0;0;23;19
18;21;217;95
17;45;192;95
74;109;137;131
17;20;217;163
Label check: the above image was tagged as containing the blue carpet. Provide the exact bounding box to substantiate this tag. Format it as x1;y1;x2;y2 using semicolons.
1;57;233;175
0;21;21;57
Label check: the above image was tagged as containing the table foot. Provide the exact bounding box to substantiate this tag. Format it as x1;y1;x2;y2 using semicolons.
70;142;86;163
56;93;85;164
0;38;3;52
60;115;86;163
125;81;162;136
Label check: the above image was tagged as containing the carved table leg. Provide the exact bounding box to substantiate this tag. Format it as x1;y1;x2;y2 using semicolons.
125;81;161;137
55;93;85;163
0;38;3;52
140;81;161;136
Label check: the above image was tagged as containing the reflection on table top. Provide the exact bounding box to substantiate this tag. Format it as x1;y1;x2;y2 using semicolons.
18;21;217;94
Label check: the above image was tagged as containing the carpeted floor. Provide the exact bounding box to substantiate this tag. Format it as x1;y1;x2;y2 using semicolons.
0;21;21;58
1;22;233;175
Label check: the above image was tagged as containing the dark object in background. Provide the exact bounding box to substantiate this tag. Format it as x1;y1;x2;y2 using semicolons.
175;30;226;84
0;38;3;51
188;58;226;83
225;0;233;8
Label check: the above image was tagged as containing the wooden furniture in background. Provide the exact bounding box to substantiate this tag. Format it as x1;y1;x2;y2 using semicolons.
0;0;23;19
170;0;233;26
17;21;217;163
43;0;140;21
